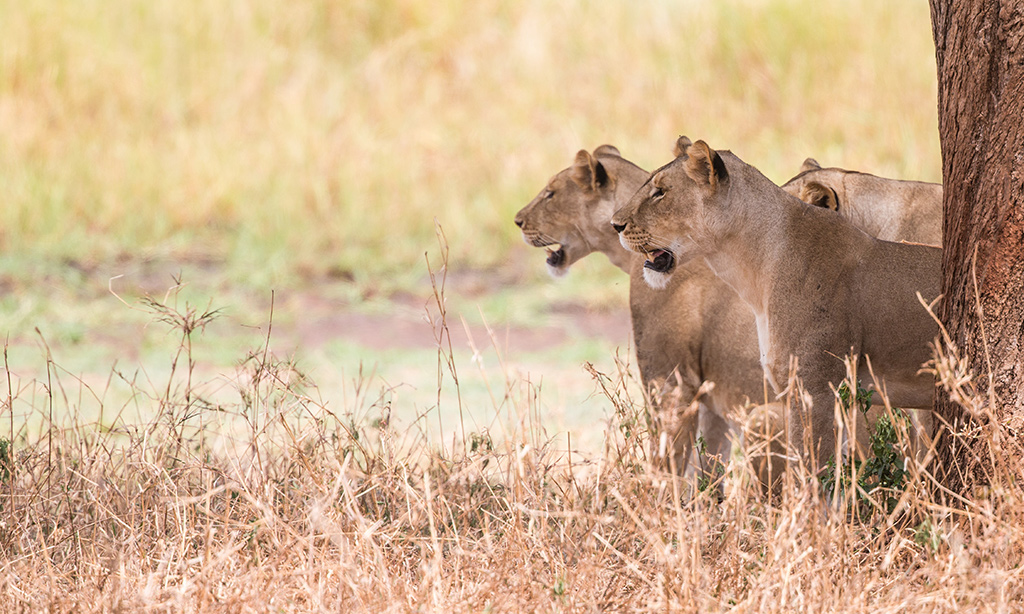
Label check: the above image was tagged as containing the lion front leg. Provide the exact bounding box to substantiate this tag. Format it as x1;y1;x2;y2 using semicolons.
646;371;709;478
744;402;787;496
697;404;732;469
784;379;843;475
768;355;840;476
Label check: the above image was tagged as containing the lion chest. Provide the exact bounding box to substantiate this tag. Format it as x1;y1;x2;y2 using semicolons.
754;312;782;393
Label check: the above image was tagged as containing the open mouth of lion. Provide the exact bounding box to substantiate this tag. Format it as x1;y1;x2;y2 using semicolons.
644;249;675;274
545;245;566;267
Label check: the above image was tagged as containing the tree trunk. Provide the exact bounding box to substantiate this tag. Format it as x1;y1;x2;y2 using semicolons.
930;1;1024;492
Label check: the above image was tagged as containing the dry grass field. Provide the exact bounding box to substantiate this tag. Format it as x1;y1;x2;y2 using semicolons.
2;277;1023;612
5;0;1022;612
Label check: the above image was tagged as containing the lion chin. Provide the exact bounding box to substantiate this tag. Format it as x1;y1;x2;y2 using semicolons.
546;262;570;278
642;267;671;290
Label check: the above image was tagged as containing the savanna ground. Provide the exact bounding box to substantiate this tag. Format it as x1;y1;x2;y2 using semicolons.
2;1;1022;611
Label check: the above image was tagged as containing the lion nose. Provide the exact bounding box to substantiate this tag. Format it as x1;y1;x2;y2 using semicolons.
514;218;524;228
612;222;626;233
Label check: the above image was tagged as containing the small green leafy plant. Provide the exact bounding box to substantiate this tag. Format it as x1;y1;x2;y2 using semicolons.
694;435;726;498
913;517;943;552
820;382;910;519
0;438;10;484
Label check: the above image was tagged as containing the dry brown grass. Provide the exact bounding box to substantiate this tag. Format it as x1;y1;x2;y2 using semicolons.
1;261;1022;613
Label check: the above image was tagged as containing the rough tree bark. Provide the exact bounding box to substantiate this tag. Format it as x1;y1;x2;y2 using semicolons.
930;1;1024;492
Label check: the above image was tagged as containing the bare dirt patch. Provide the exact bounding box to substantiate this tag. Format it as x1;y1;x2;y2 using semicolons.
269;287;631;355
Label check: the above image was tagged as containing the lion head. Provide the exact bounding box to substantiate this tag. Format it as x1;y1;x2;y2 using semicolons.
610;137;729;289
514;145;645;276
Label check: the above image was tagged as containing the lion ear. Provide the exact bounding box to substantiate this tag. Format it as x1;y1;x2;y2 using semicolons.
799;158;822;173
593;144;621;158
571;149;596;188
594;160;613;189
684;140;727;188
799;181;839;211
572;149;613;191
673;136;693;158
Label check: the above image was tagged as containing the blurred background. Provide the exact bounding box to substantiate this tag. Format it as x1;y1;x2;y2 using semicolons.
0;0;940;451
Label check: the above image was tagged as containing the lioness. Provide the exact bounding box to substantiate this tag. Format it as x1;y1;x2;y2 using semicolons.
515;145;640;277
782;158;942;246
515;146;764;474
611;139;940;468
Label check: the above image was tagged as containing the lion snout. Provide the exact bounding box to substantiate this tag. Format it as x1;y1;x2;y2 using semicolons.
520;229;542;246
618;229;651;254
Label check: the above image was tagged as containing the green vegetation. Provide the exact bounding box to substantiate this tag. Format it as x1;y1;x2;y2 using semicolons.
821;382;913;519
0;438;10;485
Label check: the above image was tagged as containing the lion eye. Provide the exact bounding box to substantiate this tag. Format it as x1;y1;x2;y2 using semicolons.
544;190;554;199
651;186;665;199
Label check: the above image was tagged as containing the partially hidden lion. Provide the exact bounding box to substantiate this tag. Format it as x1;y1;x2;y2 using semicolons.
782;158;942;246
611;138;941;469
515;146;764;476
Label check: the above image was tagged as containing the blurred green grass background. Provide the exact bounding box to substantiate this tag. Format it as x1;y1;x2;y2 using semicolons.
0;0;939;296
0;0;940;455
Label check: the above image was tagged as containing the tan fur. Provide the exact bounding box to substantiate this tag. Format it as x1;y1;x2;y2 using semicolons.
514;147;764;475
782;159;942;246
514;148;636;275
611;140;941;469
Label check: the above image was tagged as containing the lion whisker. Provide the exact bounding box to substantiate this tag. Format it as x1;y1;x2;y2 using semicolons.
527;230;562;247
646;233;677;250
537;231;562;246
